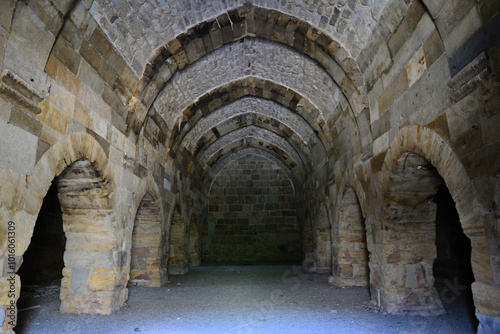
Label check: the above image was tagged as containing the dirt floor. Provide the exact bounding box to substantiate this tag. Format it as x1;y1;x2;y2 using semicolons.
15;266;477;334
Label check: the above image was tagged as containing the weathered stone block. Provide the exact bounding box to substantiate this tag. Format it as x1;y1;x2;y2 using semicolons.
0;120;38;174
87;268;116;291
473;282;500;316
442;5;482;56
53;37;81;76
10;4;55;69
0;0;14;31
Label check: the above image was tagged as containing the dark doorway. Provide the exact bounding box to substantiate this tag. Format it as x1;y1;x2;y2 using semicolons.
433;182;477;330
17;182;66;332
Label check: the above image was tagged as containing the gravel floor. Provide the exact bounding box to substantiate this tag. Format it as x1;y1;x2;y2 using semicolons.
15;266;477;334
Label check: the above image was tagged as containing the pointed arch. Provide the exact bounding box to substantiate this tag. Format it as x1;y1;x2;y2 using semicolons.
129;176;167;287
371;125;492;316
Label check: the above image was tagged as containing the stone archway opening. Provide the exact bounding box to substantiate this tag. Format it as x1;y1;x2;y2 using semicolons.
129;193;166;287
379;152;476;323
433;183;477;329
15;158;121;331
16;182;65;333
202;154;301;266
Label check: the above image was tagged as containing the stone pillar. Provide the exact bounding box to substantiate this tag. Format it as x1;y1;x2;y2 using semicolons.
313;204;331;274
376;201;444;315
168;206;188;275
188;215;201;267
302;216;315;272
56;159;128;314
59;210;128;314
331;188;369;287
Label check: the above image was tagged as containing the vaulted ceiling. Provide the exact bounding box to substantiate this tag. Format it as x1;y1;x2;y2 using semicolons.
88;0;406;196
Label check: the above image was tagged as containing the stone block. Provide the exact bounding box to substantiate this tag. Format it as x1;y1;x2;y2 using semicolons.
406;47;427;88
73;99;90;127
27;0;65;35
423;30;445;69
90;28;113;60
65;232;116;252
471;251;494;284
442;5;482;56
37;100;68;135
64;251;116;268
59;19;83;50
421;0;447;19
480;0;500;23
9;4;55;69
98;61;117;87
0;120;38;174
481;113;500;146
476;313;500;334
79;61;105;95
3;42;49;99
80;38;102;72
8;107;42;137
472;282;500;316
387;21;409;57
87;268;116;291
69;267;90;293
435;0;476;36
57;60;83;98
0;0;14;31
407;55;450;113
48;83;75;116
53;37;81;76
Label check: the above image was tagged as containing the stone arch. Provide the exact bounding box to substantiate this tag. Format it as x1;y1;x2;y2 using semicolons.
331;187;369;287
313;201;332;274
197;127;307;174
189;113;318;167
132;5;365;121
167;200;188;275
22;132;111;228
372;125;492;316
194;137;304;184
182;97;322;155
202;148;300;197
129;178;167;287
10;132;128;320
168;77;332;160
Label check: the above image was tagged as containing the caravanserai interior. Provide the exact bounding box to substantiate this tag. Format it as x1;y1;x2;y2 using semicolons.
0;0;499;333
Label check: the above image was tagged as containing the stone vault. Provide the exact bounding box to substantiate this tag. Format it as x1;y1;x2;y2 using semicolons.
0;0;499;333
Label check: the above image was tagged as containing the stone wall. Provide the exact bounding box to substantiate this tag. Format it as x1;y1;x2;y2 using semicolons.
203;155;300;264
0;0;499;333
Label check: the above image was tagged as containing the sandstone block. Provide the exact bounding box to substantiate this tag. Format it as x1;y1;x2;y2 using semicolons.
472;282;500;316
87;268;116;291
0;120;38;174
9;5;55;70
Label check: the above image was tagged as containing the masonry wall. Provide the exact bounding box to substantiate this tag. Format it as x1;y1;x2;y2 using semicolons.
203;155;300;264
0;1;175;328
0;0;499;333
